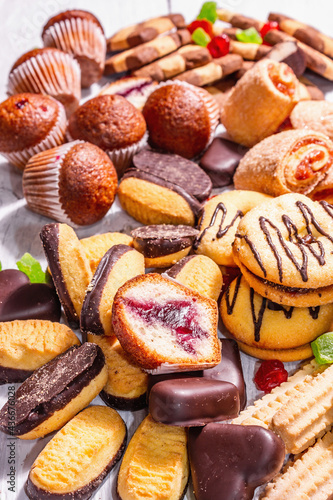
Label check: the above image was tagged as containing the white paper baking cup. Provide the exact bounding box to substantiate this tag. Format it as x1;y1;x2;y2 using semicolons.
42;17;106;87
7;50;81;117
22;140;84;227
2;99;67;171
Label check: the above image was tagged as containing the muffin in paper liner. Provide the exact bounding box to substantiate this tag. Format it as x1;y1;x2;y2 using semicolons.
42;16;106;88
1;98;67;171
144;79;220;159
22;140;118;227
7;48;81;117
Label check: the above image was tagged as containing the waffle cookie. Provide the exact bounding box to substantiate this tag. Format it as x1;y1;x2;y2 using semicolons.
233;193;333;306
40;223;92;325
88;334;148;411
0;320;79;384
81;245;144;337
117;414;188;500
0;343;107;439
25;406;126;499
80;231;133;273
112;273;220;373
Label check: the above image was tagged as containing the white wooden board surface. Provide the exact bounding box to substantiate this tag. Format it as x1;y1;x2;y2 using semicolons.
0;1;333;499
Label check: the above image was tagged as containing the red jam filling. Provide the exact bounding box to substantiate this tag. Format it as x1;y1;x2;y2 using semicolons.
268;63;295;97
125;298;207;355
295;150;325;180
254;359;288;393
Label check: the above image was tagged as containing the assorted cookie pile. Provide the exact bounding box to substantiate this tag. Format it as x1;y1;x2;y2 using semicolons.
2;2;333;500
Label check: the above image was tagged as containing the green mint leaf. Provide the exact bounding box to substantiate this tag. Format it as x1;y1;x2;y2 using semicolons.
197;1;217;23
16;253;47;283
236;27;263;44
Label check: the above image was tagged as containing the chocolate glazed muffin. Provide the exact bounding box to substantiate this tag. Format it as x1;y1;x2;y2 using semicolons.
67;94;148;175
0;93;66;170
42;9;106;88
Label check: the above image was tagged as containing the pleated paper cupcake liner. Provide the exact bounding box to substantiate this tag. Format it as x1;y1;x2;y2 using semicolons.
7;50;81;116
2;99;67;171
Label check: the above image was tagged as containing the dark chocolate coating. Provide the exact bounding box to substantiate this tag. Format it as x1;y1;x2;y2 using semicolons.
25;433;126;500
0;343;105;437
149;378;239;426
265;41;306;76
80;245;134;336
199;137;248;188
131;225;199;258
165;255;196;278
0;366;33;385
100;389;147;412
40;223;78;326
0;269;30;307
0;283;61;323
188;423;285;500
132;149;212;202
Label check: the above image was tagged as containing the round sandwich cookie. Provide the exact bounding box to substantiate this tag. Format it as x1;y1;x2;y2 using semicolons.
0;343;107;439
25;406;126;499
233;193;333;306
131;224;199;268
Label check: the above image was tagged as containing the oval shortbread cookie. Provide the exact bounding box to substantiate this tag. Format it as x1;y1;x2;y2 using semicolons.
80;231;133;273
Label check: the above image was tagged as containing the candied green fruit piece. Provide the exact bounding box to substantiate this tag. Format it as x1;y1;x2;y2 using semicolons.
192;27;211;47
236;27;263;44
197;1;218;23
311;332;333;365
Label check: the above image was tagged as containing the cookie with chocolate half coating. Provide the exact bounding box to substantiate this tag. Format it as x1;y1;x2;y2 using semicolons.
166;254;222;301
81;245;144;337
131;224;199;268
88;334;148;411
118;149;211;226
0;320;80;384
40;223;92;326
233;193;333;306
80;232;133;273
0;343;107;439
25;406;126;499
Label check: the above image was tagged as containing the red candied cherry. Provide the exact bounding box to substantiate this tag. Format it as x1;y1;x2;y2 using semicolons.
254;359;288;393
207;34;230;58
188;19;214;39
260;21;280;45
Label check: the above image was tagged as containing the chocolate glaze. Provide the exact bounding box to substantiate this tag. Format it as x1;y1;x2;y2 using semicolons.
0;283;61;322
166;255;196;279
132;149;212;202
199;137;248;188
0;366;33;385
0;343;105;436
149;378;239;426
25;434;126;500
131;225;198;258
265;41;306;76
80;245;134;336
193;202;243;250
40;224;78;326
188;423;285;500
0;269;30;307
122;168;202;218
100;389;147;412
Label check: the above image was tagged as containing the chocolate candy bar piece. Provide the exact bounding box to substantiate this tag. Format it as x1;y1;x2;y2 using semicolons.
199;136;248;188
264;41;306;76
188;423;285;500
174;54;243;86
269;12;333;59
107;14;186;51
149;378;240;426
131;224;198;258
105;29;191;75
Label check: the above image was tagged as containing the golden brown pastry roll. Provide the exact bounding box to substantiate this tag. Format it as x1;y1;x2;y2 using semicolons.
290;101;333;141
221;59;300;147
310;167;333;204
234;130;333;197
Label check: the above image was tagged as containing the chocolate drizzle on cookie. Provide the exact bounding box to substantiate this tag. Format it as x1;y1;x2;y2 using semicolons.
193;202;243;250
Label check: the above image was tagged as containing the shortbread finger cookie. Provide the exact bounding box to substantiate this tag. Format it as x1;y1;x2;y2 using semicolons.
217;8;264;32
80;232;133;273
166;255;223;301
194;190;271;266
133;45;212;81
81;245;144;336
174;54;243;86
112;273;220;373
230;40;270;60
0;320;79;384
25;406;126;499
0;343;107;439
221;275;333;352
234;130;333;197
264;41;306;77
233;193;333;306
98;77;158;110
290;101;333;141
88;334;148;411
131;224;199;268
117;414;188;500
105;29;191;74
40;223;92;325
221;59;300;147
261;430;333;500
107;14;186;51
